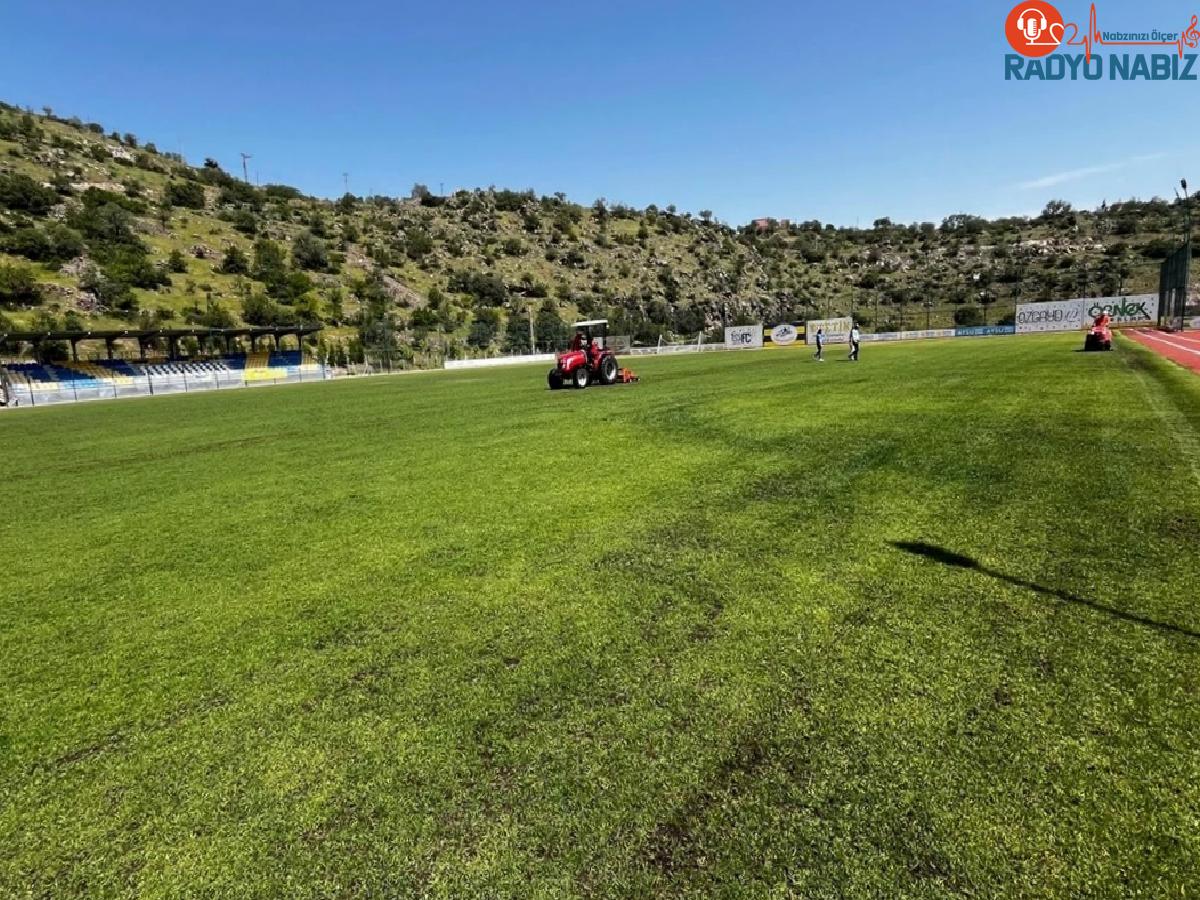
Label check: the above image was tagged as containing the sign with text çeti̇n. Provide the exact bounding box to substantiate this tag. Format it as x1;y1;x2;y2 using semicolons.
805;317;853;344
1017;295;1159;333
724;325;763;349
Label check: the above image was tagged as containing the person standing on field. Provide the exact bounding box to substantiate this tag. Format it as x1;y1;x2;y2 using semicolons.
814;327;825;361
849;323;861;361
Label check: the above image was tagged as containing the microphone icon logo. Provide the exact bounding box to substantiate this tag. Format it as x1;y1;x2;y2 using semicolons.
1006;2;1064;56
1020;10;1046;41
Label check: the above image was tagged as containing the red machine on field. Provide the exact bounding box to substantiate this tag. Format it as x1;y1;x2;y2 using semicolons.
1084;311;1114;352
548;319;637;389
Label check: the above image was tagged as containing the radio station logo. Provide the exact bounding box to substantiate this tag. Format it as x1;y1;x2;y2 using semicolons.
1006;2;1065;57
1005;2;1200;80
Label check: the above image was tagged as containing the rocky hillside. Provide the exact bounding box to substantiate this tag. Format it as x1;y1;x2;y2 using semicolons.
0;101;1193;364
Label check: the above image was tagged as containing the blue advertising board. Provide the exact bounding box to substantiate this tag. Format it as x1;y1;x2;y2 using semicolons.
955;325;1015;337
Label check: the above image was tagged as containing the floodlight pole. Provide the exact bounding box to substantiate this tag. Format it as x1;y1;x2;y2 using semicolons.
1184;179;1193;330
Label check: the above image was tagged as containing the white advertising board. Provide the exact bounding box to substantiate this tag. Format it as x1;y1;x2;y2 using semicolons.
860;329;956;342
805;317;853;344
1016;299;1087;334
724;325;763;349
445;353;556;370
1082;294;1158;327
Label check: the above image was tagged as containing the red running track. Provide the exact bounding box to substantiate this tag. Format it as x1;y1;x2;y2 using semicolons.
1124;329;1200;375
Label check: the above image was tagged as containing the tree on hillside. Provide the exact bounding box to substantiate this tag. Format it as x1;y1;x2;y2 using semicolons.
0;263;41;306
218;180;262;209
323;286;345;325
1042;199;1077;230
225;208;258;235
468;308;501;349
404;227;434;261
291;230;329;271
503;306;531;354
241;291;275;325
953;305;984;327
1;223;84;263
355;270;400;369
164;180;205;209
69;198;139;246
534;300;567;350
219;245;249;275
0;172;58;215
447;269;508;306
241;291;297;326
1042;199;1073;219
252;238;288;285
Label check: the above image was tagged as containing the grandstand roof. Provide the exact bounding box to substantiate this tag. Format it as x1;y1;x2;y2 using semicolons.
0;325;321;343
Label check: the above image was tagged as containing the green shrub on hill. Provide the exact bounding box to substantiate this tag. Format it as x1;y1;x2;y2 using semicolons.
0;262;41;306
0;172;58;215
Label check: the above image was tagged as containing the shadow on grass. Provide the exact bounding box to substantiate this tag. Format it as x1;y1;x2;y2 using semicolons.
890;541;1199;642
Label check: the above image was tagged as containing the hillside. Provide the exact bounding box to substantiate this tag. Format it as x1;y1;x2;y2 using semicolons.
0;101;1193;365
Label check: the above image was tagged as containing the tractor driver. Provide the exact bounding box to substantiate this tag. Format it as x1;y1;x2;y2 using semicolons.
569;331;585;353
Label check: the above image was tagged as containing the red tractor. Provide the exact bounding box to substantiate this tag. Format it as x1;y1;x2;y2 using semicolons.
548;319;623;389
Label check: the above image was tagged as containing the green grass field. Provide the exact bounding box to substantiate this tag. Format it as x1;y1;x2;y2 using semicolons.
3;336;1199;898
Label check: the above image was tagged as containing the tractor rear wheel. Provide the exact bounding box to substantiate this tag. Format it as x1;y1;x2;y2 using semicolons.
599;355;618;385
573;367;590;389
548;369;564;390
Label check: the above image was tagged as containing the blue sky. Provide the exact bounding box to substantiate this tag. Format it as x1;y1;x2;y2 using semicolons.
1;0;1195;225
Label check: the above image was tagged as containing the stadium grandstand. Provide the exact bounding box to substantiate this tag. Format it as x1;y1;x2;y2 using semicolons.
0;325;324;407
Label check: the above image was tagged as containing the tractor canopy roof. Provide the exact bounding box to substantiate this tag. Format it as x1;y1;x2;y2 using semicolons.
573;319;608;328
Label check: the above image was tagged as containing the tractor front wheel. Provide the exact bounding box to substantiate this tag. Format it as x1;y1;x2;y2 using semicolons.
548;369;564;390
573;367;590;389
599;355;619;385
